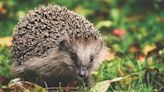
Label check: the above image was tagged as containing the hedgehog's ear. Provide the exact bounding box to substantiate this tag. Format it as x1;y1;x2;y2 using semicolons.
59;40;70;51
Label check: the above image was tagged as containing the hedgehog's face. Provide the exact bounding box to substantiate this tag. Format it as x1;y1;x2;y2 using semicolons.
58;38;104;78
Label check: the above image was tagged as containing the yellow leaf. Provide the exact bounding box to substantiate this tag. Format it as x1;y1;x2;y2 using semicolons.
143;44;156;55
90;80;110;92
90;73;139;92
0;37;12;47
110;77;126;83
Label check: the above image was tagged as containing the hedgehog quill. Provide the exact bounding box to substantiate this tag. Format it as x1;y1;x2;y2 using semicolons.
11;5;104;87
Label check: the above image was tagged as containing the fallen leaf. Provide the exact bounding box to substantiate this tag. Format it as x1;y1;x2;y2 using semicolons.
90;80;110;92
8;78;21;86
143;44;156;55
0;37;12;47
0;80;47;92
90;73;139;92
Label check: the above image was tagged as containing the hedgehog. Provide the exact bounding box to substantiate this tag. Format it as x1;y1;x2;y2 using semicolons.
11;5;104;87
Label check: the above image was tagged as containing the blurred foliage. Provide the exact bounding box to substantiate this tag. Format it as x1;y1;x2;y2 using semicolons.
0;46;12;78
0;0;164;91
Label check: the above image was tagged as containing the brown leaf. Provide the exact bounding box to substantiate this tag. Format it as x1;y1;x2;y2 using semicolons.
8;81;47;92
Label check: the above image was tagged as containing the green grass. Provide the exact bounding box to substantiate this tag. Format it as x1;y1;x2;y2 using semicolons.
94;57;163;91
0;46;13;78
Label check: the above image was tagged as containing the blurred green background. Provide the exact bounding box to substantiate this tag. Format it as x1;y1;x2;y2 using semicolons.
0;0;163;91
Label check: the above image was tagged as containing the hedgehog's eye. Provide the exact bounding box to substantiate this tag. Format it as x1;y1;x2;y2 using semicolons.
90;55;94;63
71;53;78;61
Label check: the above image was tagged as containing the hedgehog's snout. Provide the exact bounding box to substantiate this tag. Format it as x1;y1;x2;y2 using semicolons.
78;66;88;78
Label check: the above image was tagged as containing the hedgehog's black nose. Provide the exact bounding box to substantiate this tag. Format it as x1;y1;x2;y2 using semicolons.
79;70;86;77
79;66;88;78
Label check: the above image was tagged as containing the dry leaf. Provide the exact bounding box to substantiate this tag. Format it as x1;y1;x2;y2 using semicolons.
90;80;110;92
0;37;12;47
143;44;156;55
0;81;47;92
90;73;139;92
